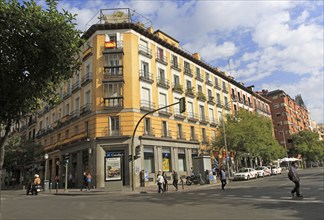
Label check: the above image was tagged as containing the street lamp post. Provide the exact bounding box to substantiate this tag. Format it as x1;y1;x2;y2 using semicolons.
44;153;49;192
282;130;289;158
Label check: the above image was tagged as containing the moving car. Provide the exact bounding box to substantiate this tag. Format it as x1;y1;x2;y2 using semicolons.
233;168;258;181
255;166;271;177
270;166;282;175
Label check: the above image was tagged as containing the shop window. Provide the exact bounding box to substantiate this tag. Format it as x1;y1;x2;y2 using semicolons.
162;147;171;172
144;147;154;173
178;148;186;172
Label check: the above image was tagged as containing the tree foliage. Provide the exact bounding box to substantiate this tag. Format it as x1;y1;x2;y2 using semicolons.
292;130;324;163
0;0;83;169
213;109;285;165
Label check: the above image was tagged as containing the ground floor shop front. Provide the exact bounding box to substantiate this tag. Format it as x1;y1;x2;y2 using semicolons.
41;135;201;190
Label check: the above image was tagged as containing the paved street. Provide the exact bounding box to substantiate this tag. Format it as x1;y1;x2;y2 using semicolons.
1;168;323;220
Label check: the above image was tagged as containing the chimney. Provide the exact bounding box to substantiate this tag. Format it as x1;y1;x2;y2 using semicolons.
192;53;201;60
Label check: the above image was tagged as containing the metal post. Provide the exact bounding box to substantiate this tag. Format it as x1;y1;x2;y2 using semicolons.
282;130;288;157
222;117;231;182
44;153;48;192
64;164;68;192
131;101;181;191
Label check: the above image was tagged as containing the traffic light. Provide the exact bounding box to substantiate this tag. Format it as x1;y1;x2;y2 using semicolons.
64;154;70;165
135;145;141;159
179;97;186;113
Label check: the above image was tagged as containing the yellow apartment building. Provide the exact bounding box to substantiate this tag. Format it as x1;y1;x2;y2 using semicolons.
28;9;271;189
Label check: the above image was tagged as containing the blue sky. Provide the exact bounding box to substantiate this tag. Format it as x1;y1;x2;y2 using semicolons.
38;0;324;124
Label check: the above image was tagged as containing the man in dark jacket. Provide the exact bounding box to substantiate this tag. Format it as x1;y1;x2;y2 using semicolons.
172;170;179;191
289;161;303;197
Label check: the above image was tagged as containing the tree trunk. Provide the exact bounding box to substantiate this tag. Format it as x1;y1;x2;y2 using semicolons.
0;123;11;170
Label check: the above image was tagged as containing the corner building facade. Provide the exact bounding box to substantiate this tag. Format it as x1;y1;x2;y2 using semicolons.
34;11;271;189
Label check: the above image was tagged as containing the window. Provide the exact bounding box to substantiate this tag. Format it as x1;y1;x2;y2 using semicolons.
85;90;91;105
159;92;167;108
186;80;192;89
144;118;151;135
197;85;202;92
208;89;212;98
86;64;91;75
188;101;194;115
51;113;55;124
215;78;219;87
65;103;70;116
184;61;190;70
162;121;168;137
199;105;205;119
162;147;171;172
157;48;164;60
222;81;226;91
196;67;200;76
190;126;195;140
202;128;207;141
209;108;214;121
141;61;149;77
57;133;61;142
216;93;221;104
178;148;186;172
103;83;123;98
173;74;180;85
65;129;69;139
158;68;165;80
192;148;198;159
75;97;80;113
85;121;89;136
58;109;62;120
110;116;120;135
144;147;154;173
74;125;79;135
224;96;228;105
177;123;183;139
172;55;178;66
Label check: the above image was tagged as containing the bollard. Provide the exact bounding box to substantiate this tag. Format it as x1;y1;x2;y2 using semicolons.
56;182;58;193
180;177;184;190
49;182;52;193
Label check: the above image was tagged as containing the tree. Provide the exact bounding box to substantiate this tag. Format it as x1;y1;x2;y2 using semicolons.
0;0;82;170
213;109;285;169
292;130;324;167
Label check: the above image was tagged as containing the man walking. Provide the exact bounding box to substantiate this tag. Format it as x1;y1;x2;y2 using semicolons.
219;166;227;190
289;161;303;197
172;170;179;191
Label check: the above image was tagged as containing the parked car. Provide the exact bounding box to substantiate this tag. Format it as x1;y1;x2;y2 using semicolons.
255;166;271;177
270;166;282;175
233;168;258;181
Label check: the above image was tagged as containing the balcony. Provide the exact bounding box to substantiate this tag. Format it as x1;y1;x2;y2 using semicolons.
139;70;154;84
216;100;222;108
63;89;71;99
103;66;123;82
161;130;172;139
224;103;231;110
157;77;170;89
222;88;228;94
103;41;123;54
185;87;195;98
81;72;92;86
143;127;155;137
210;119;218;127
206;78;213;86
158;105;172;116
197;91;206;102
140;100;156;111
207;96;215;105
69;109;80;121
177;132;186;140
104;97;124;109
72;81;81;93
80;103;91;115
184;68;193;77
156;53;168;65
174;108;186;119
187;113;199;122
195;73;204;82
172;83;183;94
214;83;221;90
171;62;182;72
199;115;209;124
100;127;124;137
190;134;199;141
138;45;152;59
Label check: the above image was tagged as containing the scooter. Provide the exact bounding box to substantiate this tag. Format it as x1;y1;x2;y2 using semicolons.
26;183;42;195
186;173;205;186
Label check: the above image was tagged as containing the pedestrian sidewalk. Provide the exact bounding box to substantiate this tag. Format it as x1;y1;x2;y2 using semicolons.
43;181;220;196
